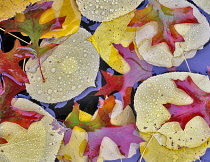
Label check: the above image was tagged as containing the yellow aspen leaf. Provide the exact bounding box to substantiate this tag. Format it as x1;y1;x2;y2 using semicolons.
89;11;137;74
57;126;88;162
26;28;99;103
0;98;64;162
76;0;143;22
0;0;40;21
192;0;210;14
140;133;210;162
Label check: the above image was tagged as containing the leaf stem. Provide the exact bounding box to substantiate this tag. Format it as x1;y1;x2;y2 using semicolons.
0;28;31;45
139;133;154;162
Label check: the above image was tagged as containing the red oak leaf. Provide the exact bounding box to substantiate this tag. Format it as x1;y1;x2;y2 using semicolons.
0;76;44;129
95;42;152;106
128;0;199;54
65;96;142;160
164;76;210;130
0;40;33;83
0;1;65;82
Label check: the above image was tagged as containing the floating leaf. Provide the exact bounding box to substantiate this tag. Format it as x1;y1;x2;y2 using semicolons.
129;0;199;54
95;42;152;106
0;40;33;83
140;133;210;162
165;76;210;130
0;76;43;129
132;0;210;67
0;98;65;162
57;126;88;162
134;72;210;150
0;2;65;58
26;28;99;103
89;11;136;74
76;0;143;22
64;96;142;161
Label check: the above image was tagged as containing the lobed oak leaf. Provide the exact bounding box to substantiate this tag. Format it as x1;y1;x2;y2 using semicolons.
0;2;65;82
0;39;33;83
165;76;210;130
95;42;152;106
0;2;65;58
0;76;43;129
128;0;199;54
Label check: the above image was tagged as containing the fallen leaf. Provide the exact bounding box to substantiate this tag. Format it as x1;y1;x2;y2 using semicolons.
0;1;66;81
0;76;43;129
165;76;210;130
25;28;99;103
140;133;210;162
0;0;40;21
76;0;143;22
64;96;142;161
95;42;152;106
0;2;65;58
57;126;88;162
0;98;65;162
129;0;199;54
132;0;210;67
134;72;210;149
89;11;136;74
0;40;33;83
39;0;81;38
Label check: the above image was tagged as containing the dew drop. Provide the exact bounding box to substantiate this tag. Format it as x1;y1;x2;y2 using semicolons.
51;68;56;73
48;89;53;94
72;86;76;90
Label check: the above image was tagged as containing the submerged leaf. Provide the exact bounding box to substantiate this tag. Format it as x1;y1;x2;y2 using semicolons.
26;28;99;103
76;0;143;22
